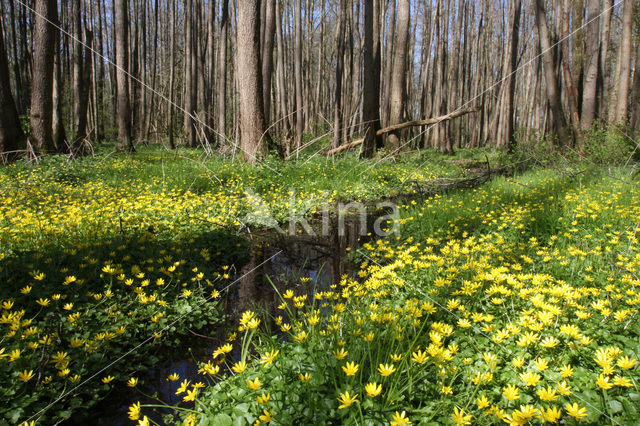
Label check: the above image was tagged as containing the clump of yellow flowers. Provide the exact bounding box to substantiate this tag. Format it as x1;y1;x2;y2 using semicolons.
163;169;639;425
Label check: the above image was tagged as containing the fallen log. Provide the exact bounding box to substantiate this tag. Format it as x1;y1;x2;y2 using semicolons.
326;107;480;155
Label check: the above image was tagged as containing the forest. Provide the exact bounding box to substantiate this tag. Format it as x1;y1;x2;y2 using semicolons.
1;0;640;425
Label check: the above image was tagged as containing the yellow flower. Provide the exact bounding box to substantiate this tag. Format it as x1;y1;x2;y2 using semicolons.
597;373;613;390
168;373;180;381
36;298;50;307
512;356;525;368
128;402;141;421
519;371;541;387
259;409;273;422
560;364;574;378
617;356;637;369
365;382;382;397
293;331;308;342
256;392;271;404
451;406;472;425
557;380;572;395
390;411;411;425
333;348;348;360
477;394;491;409
259;349;279;366
127;377;138;387
378;363;397;377
101;376;115;384
412;349;428;364
183;388;198;402
247;377;262;390
176;379;190;395
138;416;150;426
299;372;312;382
342;361;359;376
18;370;35;383
337;391;358;409
503;384;520;401
232;361;247;374
565;403;588;420
536;386;558;401
541;406;562;423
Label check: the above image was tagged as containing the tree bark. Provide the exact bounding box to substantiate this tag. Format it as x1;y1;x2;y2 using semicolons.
612;0;634;124
631;41;640;132
581;0;600;130
115;0;134;151
236;0;269;162
360;0;381;158
261;0;276;124
386;0;409;151
534;0;569;144
0;12;25;161
30;0;58;155
331;0;346;149
217;0;229;143
505;0;521;151
293;0;304;149
72;0;91;153
381;0;396;128
167;0;176;149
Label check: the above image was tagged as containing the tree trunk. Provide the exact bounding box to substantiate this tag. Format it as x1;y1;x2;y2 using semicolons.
505;0;521;151
581;0;600;130
217;0;229;143
52;3;67;153
261;0;276;124
360;0;381;158
0;11;25;161
386;0;409;151
30;0;58;155
236;0;269;162
331;0;346;149
167;0;177;149
630;41;640;132
72;0;91;153
381;0;396;128
534;0;569;144
561;0;582;144
293;0;304;150
612;0;634;124
115;0;134;151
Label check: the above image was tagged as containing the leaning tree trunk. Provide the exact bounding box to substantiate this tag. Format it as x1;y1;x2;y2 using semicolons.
115;0;135;151
534;0;569;145
386;0;410;151
0;12;25;161
236;0;269;162
30;0;58;155
261;0;276;125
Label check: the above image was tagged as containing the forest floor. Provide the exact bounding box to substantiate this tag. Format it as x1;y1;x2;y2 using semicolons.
1;146;639;425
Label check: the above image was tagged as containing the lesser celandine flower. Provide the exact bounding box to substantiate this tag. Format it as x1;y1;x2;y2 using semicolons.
232;361;247;374
337;391;358;409
128;402;141;421
451;406;472;425
390;411;411;425
564;403;588;420
378;363;396;377
365;382;382;397
256;393;270;405
342;361;359;376
127;377;138;387
247;377;262;390
299;372;311;382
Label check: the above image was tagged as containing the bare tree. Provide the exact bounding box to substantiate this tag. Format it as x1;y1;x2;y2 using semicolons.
361;0;381;158
236;0;269;162
217;0;229;142
331;0;346;150
115;0;134;151
610;0;634;124
505;0;522;151
534;0;569;144
30;0;58;155
72;0;91;153
581;0;600;130
294;0;304;149
386;0;410;151
0;12;25;160
261;0;276;124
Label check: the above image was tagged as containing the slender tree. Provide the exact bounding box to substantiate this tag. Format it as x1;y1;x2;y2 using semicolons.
72;0;91;153
360;0;381;158
610;0;634;124
115;0;135;151
30;0;58;155
236;0;269;162
581;0;600;130
534;0;569;144
0;12;25;161
386;0;410;151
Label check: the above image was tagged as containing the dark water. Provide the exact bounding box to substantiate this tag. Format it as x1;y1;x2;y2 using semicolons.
65;215;376;425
